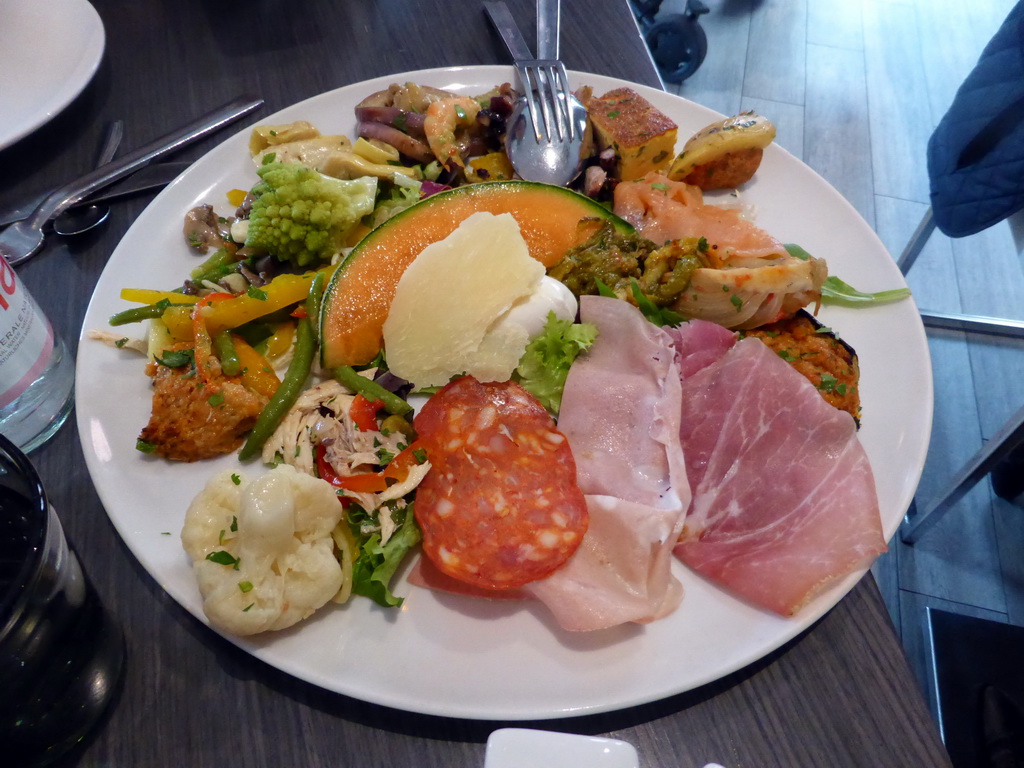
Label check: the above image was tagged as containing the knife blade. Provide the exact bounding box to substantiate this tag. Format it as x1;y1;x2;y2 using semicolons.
484;1;536;62
0;161;190;228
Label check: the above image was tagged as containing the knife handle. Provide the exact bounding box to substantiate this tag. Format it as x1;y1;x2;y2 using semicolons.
536;0;560;60
25;95;263;230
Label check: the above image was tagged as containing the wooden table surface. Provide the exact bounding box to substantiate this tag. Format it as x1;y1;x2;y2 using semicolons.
3;1;952;765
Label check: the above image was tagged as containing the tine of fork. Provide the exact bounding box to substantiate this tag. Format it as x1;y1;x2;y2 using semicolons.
519;65;543;141
532;65;556;142
546;64;571;142
553;64;576;141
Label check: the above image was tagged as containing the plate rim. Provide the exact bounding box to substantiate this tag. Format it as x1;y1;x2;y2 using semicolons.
0;0;106;150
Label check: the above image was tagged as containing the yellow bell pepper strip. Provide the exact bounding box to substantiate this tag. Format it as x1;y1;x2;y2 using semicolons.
232;336;280;398
226;188;248;208
238;317;315;461
192;292;233;390
161;305;194;342
119;288;199;306
257;321;296;360
203;265;336;336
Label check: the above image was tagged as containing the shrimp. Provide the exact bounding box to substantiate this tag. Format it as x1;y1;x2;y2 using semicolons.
424;96;481;168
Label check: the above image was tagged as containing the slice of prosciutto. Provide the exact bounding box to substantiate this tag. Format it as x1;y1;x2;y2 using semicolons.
668;320;886;617
523;296;690;630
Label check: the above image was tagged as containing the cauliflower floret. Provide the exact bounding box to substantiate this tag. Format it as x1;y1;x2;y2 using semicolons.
243;162;376;268
181;464;345;636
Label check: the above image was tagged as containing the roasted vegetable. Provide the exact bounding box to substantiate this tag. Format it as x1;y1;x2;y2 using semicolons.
668;111;776;189
243;161;376;268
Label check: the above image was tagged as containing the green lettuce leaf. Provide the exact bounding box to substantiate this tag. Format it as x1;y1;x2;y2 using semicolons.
783;244;912;307
349;505;421;607
514;312;597;414
820;276;912;306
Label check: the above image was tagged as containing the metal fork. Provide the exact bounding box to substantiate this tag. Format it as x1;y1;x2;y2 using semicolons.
484;1;586;185
485;0;578;143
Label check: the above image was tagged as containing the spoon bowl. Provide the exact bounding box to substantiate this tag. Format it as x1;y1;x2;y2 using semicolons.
52;204;111;236
505;94;587;187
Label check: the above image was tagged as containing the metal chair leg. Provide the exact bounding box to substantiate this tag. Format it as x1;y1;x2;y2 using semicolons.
901;403;1024;544
898;208;936;275
921;311;1024;339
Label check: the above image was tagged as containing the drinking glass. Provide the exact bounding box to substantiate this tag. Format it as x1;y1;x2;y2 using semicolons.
0;434;125;766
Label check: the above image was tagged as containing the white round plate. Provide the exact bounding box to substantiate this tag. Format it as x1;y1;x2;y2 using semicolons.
76;66;933;721
0;0;105;150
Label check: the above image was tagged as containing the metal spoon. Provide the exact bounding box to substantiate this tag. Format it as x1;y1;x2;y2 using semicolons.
505;95;587;186
485;1;587;187
52;120;124;236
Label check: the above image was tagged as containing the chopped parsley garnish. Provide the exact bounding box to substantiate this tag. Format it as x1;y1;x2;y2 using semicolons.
230;515;238;532
208;393;225;407
238;581;254;593
114;337;130;348
155;348;195;369
730;294;744;312
261;152;276;165
246;285;268;301
136;438;157;454
413;447;428;465
231;474;241;486
206;550;240;569
818;373;848;395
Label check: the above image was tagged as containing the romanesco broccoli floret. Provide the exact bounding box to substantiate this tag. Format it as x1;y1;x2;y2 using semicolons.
244;162;376;268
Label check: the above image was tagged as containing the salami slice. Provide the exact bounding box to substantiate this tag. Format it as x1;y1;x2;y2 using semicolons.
413;376;588;590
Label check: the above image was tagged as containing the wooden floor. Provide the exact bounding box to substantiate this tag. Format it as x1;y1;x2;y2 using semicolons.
650;0;1024;726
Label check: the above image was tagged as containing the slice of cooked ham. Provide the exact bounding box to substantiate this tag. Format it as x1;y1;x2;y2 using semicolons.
668;320;886;617
523;296;690;630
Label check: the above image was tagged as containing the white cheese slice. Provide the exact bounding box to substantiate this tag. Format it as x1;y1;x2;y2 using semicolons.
383;211;545;389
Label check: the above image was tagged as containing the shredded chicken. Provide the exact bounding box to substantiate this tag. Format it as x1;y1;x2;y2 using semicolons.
86;329;148;355
260;378;429;545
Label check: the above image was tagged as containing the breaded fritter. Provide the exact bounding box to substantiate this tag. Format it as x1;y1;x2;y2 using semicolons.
139;348;268;461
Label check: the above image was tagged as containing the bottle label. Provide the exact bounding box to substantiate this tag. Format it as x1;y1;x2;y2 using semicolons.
0;258;54;408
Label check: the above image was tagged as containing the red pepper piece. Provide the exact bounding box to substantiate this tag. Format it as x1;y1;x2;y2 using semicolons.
349;393;386;432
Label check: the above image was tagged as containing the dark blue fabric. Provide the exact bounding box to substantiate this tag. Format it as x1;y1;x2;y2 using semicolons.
927;1;1024;238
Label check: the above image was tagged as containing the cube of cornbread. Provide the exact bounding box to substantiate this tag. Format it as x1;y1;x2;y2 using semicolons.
585;88;678;180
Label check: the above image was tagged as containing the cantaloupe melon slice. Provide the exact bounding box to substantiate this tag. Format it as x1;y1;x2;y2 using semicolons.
319;180;633;368
382;211;543;389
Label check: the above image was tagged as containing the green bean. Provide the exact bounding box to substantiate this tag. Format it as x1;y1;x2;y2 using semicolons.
238;317;315;462
305;272;325;344
109;299;171;326
332;365;412;416
190;247;237;283
212;330;241;376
